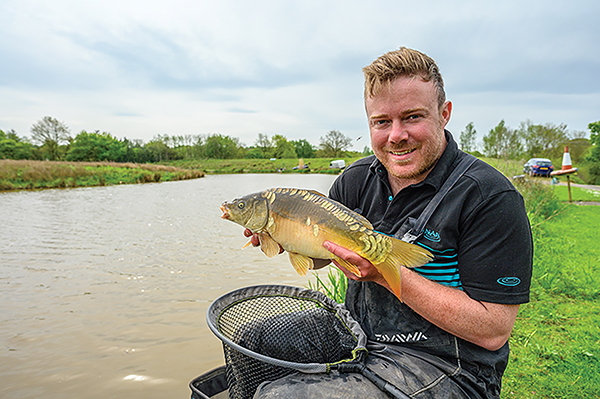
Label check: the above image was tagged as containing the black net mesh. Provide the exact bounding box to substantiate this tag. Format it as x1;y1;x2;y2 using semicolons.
207;285;367;399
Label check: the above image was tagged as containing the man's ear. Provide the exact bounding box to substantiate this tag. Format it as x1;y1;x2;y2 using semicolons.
441;101;452;126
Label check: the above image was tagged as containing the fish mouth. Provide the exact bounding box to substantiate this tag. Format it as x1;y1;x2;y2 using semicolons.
220;204;230;219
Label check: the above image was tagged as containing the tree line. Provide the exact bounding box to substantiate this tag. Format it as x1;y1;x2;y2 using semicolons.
459;119;591;161
0;116;363;163
2;116;599;183
459;119;599;183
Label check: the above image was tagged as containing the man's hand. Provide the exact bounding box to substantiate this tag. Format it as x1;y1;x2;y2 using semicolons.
323;240;391;289
243;228;284;254
244;229;331;269
243;228;261;247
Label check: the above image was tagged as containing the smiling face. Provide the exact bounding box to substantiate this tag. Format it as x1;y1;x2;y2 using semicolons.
366;75;452;193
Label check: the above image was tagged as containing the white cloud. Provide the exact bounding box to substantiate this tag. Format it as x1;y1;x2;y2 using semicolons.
1;0;599;150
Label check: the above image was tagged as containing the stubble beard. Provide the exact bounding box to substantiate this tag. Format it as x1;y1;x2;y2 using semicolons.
383;133;446;181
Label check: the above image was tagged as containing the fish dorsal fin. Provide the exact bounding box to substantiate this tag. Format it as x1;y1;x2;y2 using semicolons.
299;188;374;230
288;252;313;276
306;189;326;197
258;232;281;258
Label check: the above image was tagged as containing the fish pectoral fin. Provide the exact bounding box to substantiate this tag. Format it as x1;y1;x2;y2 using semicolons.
288;252;314;276
333;256;362;278
258;232;281;258
374;261;403;302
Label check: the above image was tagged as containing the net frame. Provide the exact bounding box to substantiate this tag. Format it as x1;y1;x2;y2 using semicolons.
206;284;368;374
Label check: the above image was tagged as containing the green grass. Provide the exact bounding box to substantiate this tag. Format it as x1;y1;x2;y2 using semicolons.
307;266;348;304
551;183;600;203
503;204;600;398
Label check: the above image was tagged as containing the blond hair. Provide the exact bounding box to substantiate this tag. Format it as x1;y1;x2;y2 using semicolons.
363;47;446;109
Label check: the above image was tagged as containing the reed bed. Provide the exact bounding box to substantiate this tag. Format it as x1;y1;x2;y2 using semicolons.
0;159;204;190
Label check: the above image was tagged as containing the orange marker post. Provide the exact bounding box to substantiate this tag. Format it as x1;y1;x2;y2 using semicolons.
550;146;578;203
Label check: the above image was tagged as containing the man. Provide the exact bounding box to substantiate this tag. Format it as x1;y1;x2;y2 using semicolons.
249;47;532;398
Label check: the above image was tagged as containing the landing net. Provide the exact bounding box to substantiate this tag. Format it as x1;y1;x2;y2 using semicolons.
206;285;368;399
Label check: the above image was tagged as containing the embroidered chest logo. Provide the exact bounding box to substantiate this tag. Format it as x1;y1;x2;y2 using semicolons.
423;228;440;242
374;331;429;343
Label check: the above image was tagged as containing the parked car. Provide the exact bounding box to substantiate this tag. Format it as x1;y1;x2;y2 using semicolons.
523;158;554;177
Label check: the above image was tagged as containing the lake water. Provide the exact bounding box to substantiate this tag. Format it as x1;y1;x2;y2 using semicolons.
0;174;338;399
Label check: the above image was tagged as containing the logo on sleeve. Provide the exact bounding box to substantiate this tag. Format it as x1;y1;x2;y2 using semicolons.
497;277;521;287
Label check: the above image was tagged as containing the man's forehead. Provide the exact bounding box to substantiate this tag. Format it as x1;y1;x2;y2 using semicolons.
365;78;437;111
367;74;431;98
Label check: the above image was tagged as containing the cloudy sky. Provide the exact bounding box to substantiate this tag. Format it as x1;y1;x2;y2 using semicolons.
1;0;599;151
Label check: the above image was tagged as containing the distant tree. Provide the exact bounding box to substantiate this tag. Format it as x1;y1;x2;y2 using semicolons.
255;133;273;158
5;129;23;142
244;147;264;159
272;134;297;159
589;121;600;146
66;131;128;162
459;122;477;153
362;145;373;156
145;140;177;162
291;139;315;158
566;137;592;163
0;129;36;159
30;116;71;160
519;120;570;158
161;133;201;159
482;120;522;159
587;121;600;184
319;130;352;158
205;134;241;159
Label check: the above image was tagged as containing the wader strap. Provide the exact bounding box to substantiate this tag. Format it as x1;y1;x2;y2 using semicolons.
400;154;477;243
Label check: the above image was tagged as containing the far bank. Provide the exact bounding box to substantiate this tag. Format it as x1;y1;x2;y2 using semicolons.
0;160;205;190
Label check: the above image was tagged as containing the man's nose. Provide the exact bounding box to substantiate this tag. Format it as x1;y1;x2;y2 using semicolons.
389;121;409;143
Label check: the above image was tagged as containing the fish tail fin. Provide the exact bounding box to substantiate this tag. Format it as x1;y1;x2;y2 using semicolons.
375;260;404;301
376;238;433;302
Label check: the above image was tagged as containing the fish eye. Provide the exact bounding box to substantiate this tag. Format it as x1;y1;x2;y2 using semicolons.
238;202;245;209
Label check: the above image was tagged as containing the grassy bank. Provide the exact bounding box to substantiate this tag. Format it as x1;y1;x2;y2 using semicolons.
502;203;600;398
168;156;592;185
0;159;205;190
168;157;363;174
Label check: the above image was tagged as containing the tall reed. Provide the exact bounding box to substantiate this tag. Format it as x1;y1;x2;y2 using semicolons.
0;160;204;190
